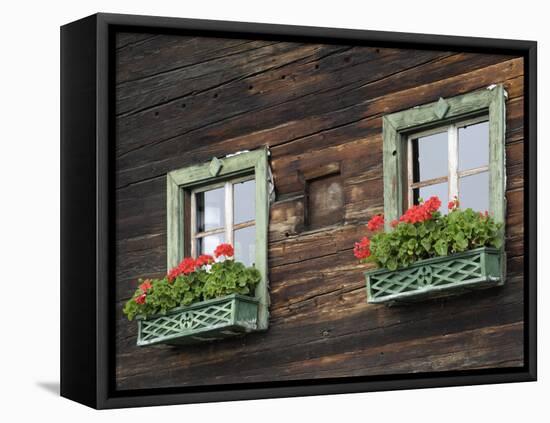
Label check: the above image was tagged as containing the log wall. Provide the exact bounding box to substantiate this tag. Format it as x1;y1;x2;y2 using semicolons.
114;31;525;390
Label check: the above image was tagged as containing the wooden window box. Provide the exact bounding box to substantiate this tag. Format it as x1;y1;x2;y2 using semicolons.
365;247;503;305
137;294;259;346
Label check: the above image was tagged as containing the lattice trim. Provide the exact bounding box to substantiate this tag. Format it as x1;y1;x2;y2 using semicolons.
140;301;233;343
365;248;502;303
137;294;259;346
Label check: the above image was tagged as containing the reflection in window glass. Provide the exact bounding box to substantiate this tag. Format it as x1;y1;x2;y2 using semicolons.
234;179;255;224
413;131;448;181
196;187;225;232
415;182;448;214
234;226;255;266
459;121;489;171
459;172;489;212
198;233;225;256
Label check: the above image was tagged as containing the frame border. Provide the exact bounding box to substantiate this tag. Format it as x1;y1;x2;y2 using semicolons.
60;12;537;409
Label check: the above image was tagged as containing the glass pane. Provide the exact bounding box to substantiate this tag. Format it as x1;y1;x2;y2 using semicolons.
459;121;489;171
234;226;255;267
413;131;448;181
459;172;489;212
414;182;448;214
196;187;225;232
197;233;225;256
234;179;255;224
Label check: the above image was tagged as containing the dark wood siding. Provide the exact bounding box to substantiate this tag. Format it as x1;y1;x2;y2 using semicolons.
114;32;524;390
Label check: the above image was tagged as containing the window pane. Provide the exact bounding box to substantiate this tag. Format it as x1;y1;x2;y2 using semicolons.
414;182;447;214
234;226;255;266
413;131;448;181
234;179;255;224
197;233;225;256
459;172;489;212
459;121;489;171
196;187;225;232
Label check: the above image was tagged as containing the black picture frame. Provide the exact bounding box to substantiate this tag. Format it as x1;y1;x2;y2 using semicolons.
60;12;537;409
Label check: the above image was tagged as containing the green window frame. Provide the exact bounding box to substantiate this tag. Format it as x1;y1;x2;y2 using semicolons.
382;84;507;229
166;148;271;330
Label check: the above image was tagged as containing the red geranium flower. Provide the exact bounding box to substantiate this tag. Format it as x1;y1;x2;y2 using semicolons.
139;279;152;293
354;237;371;260
424;196;441;213
167;257;198;282
367;214;385;231
214;243;234;258
135;293;147;305
167;266;180;283
178;257;197;275
195;254;214;267
399;204;430;224
390;219;399;228
399;196;441;224
448;196;459;211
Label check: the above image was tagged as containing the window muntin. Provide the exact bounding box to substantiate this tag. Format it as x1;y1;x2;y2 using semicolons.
406;116;490;212
190;177;256;266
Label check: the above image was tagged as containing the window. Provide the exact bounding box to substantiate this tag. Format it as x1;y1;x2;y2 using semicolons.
406;116;490;212
382;85;507;228
191;178;256;266
166;148;271;330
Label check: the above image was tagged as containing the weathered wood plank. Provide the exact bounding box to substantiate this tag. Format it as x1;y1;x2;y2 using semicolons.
114;48;451;159
115;32;158;50
116;41;324;115
114;32;525;391
115;59;523;190
116;35;258;83
115;49;514;151
115;290;523;388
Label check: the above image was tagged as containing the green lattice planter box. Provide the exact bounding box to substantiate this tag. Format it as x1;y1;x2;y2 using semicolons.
137;294;259;346
365;247;504;305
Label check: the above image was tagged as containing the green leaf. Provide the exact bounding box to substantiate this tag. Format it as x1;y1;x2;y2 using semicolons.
454;232;468;251
420;238;431;253
387;258;398;271
406;225;417;236
434;239;448;256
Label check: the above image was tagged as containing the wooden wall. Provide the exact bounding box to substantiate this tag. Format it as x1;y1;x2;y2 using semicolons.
114;31;525;390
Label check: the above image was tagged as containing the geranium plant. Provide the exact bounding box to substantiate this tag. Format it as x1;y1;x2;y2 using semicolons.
354;196;503;271
123;243;261;320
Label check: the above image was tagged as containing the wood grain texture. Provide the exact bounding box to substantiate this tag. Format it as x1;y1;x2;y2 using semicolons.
114;31;525;391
